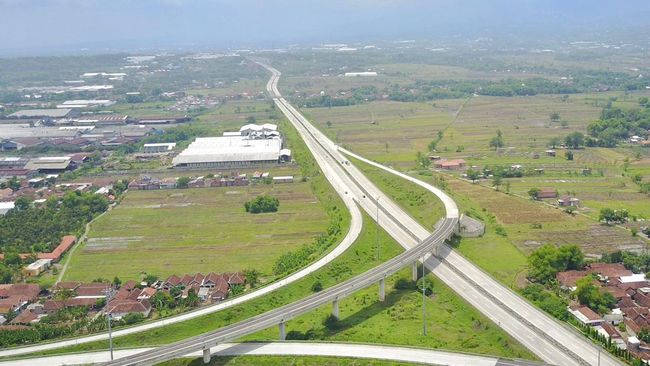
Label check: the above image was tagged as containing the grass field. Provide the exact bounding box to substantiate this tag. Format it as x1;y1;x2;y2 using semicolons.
163;355;416;366
28;211;533;361
306;101;461;169
351;158;445;231
63;183;330;281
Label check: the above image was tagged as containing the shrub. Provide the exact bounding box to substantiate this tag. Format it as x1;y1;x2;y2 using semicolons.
311;281;323;292
244;195;279;214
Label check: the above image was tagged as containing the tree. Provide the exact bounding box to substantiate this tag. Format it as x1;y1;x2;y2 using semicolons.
548;137;561;149
466;169;481;183
326;121;332;128
427;140;438;152
565;150;574;161
489;130;504;150
564;132;585;149
246;116;256;124
527;188;541;200
639;97;649;107
527;244;586;284
550;112;561;122
244;195;280;214
143;274;158;286
13;196;31;211
112;276;122;287
599;208;628;225
575;276;616;314
182;289;200;308
492;175;503;191
176;177;190;189
557;244;584;270
151;291;174;310
417;276;435;296
416;151;430;168
243;269;259;288
7;177;21;192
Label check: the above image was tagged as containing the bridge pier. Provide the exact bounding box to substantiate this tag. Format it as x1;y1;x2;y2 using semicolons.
279;321;286;341
379;277;385;301
332;299;339;320
202;348;211;364
412;262;418;281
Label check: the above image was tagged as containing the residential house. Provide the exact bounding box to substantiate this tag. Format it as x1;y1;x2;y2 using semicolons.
106;299;152;320
9;310;39;325
569;306;604;326
22;259;52;277
557;195;580;207
434;159;467;170
537;188;558;199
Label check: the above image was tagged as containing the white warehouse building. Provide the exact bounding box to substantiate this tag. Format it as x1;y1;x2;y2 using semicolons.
172;136;290;168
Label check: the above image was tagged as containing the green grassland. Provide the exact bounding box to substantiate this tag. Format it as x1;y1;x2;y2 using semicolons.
25;211;533;361
63;183;330;281
163;355;416;366
243;270;533;359
306;100;462;169
350;158;445;231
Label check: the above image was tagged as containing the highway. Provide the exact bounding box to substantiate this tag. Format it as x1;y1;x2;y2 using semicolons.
259;62;621;366
0;342;549;366
5;62;622;366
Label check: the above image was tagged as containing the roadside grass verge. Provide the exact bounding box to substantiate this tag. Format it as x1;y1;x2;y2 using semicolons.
349;157;445;231
162;355;415;366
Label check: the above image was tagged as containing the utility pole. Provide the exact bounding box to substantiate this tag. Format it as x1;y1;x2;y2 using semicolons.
376;196;380;261
422;255;427;336
106;285;113;361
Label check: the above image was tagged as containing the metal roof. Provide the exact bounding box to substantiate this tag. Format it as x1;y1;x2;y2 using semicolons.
8;109;72;118
173;136;281;165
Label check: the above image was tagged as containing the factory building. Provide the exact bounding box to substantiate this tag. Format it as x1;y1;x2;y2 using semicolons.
172;124;289;169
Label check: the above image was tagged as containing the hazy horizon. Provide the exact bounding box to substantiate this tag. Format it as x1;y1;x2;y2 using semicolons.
1;0;650;57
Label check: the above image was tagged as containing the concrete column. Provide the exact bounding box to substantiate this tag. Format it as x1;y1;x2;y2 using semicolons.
279;321;286;341
379;277;385;302
202;348;211;364
412;262;418;281
332;299;339;320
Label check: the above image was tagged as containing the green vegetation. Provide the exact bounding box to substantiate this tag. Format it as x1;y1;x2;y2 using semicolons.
23;210;532;360
489;130;505;150
574;276;616;314
587;105;650;147
63;182;330;281
527;244;584;284
244;195;280;214
161;355;416;366
521;284;568;320
0;191;108;255
350;158;445;230
599;208;629;225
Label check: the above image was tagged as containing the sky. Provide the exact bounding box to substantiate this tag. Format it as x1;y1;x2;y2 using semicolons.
1;0;649;56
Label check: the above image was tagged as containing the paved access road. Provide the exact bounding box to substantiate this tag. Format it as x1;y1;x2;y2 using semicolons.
0;342;549;366
259;62;621;366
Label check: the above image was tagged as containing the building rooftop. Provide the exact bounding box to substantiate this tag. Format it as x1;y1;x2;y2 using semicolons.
172;136;282;166
8;109;72;118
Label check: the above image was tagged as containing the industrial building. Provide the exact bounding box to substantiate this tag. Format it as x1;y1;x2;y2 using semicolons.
7;109;76;119
172;124;290;168
143;143;176;154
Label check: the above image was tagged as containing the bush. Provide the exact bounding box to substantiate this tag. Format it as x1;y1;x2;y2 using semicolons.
416;276;434;296
244;195;279;214
311;281;323;292
394;277;416;290
121;312;145;325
